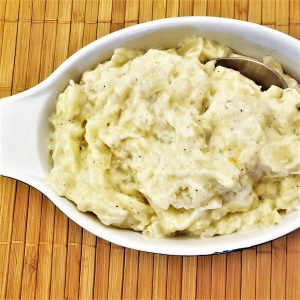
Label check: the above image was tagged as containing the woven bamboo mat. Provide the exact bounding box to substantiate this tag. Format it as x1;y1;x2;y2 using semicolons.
0;0;299;299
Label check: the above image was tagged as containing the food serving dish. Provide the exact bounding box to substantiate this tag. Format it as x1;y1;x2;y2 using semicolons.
0;17;299;255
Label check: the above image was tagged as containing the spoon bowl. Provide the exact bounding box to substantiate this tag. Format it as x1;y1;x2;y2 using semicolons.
0;17;299;255
215;57;288;90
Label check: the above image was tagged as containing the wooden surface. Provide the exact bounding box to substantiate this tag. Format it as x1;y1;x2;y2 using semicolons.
0;0;299;299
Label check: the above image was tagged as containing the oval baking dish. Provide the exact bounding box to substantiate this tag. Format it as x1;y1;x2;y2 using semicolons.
0;17;299;255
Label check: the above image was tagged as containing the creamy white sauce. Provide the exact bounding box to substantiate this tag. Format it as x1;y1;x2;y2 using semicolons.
47;36;300;237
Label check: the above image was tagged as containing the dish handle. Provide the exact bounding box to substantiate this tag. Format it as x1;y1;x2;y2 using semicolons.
0;89;50;182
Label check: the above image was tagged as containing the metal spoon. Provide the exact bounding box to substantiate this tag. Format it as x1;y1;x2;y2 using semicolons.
215;57;288;91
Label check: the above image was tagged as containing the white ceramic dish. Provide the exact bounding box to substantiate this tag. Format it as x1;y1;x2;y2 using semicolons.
0;17;299;255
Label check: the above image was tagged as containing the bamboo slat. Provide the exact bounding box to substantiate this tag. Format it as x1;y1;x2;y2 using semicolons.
179;0;193;16
93;238;110;299
262;0;275;28
139;0;153;22
137;252;154;299
196;256;212;299
97;0;112;37
287;230;300;299
5;183;29;299
235;0;248;21
256;243;271;299
0;1;300;299
226;252;241;299
0;0;8;60
248;0;261;24
0;178;17;298
82;0;99;45
78;5;98;299
80;231;97;299
34;2;59;295
122;249;139;299
221;0;234;18
48;2;72;299
290;25;300;40
241;249;256;299
20;188;43;299
35;196;55;300
207;0;220;16
275;0;289;33
65;224;82;300
166;256;182;299
0;0;21;296
151;3;169;297
211;254;226;299
181;256;197;299
0;0;20;97
11;0;32;94
52;0;73;68
166;0;179;18
64;3;87;299
276;0;289;25
125;0;139;26
25;0;46;88
290;0;300;39
107;244;125;300
39;0;59;81
271;237;287;299
111;0;125;32
193;0;207;16
50;210;68;299
152;0;166;20
152;254;167;299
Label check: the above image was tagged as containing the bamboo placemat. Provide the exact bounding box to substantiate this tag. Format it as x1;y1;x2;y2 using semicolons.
0;0;299;299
